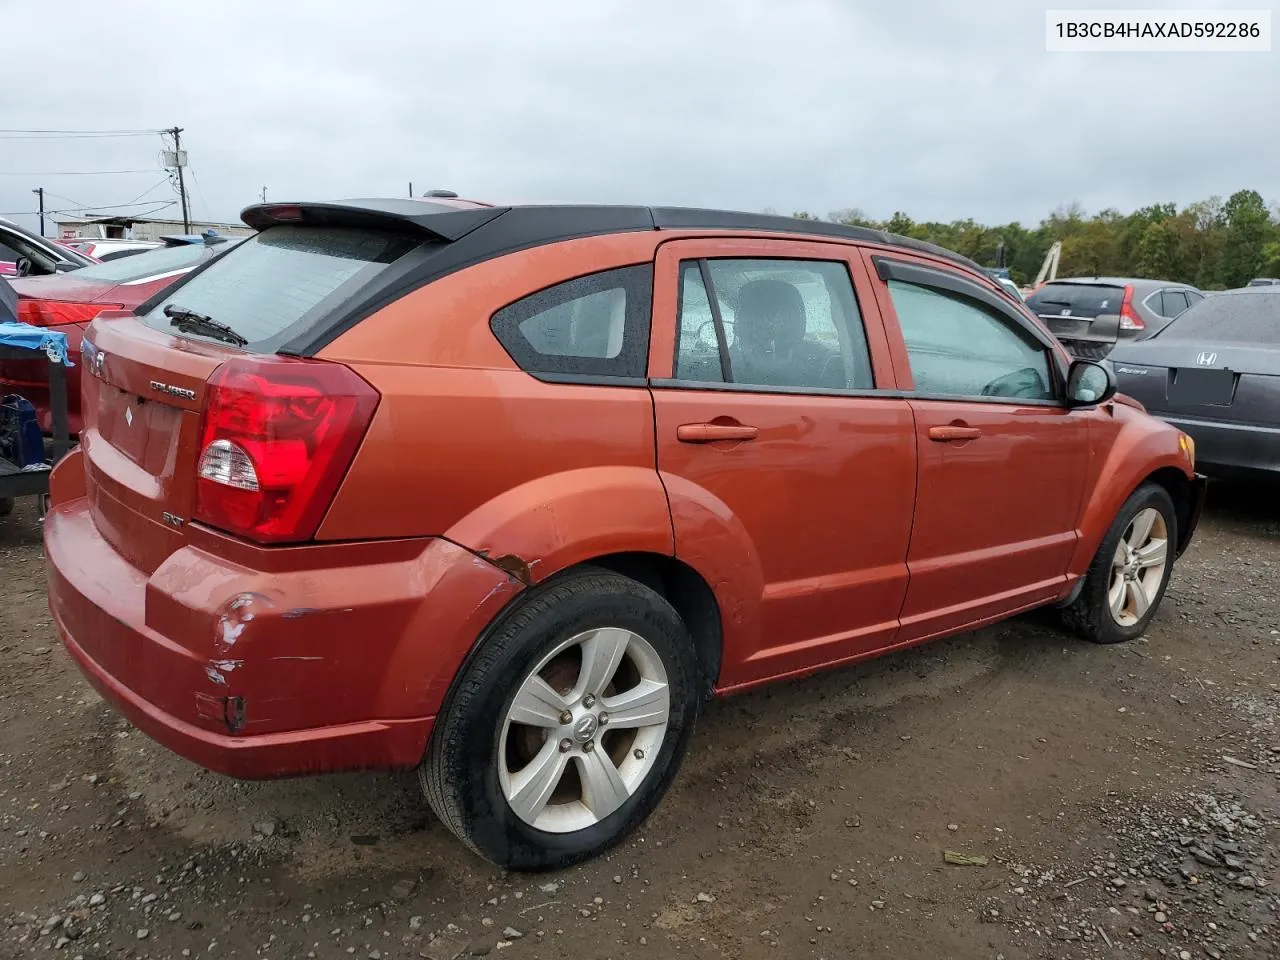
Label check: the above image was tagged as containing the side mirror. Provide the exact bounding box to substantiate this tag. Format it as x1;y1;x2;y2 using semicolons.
1066;358;1116;407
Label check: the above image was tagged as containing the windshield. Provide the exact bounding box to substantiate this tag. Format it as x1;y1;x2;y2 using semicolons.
141;225;418;349
70;241;237;284
1159;291;1280;344
1025;282;1125;318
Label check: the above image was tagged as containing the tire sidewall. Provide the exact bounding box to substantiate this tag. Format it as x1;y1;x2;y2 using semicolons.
438;573;699;870
1087;484;1178;644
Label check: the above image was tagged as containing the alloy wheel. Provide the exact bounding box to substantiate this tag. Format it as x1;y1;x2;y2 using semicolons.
498;627;671;833
1107;507;1169;627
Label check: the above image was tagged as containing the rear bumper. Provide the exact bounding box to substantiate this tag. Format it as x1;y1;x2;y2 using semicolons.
58;624;431;779
44;472;523;779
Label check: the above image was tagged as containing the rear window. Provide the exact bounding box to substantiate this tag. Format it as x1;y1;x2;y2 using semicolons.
1159;291;1280;344
142;225;417;349
1025;283;1125;318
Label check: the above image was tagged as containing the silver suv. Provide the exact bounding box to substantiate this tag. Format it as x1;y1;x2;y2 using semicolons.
1025;276;1204;359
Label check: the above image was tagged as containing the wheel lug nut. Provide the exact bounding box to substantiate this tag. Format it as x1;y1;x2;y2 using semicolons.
599;713;609;726
583;740;595;752
583;694;596;708
559;710;572;725
634;748;645;760
558;738;572;753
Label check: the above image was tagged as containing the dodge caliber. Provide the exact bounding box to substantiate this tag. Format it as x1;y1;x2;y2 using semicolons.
45;198;1206;869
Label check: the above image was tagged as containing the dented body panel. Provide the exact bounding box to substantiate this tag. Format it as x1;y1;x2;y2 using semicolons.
45;452;523;777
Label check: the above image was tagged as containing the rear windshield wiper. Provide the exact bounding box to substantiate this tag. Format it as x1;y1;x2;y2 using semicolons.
164;304;248;347
1033;298;1072;307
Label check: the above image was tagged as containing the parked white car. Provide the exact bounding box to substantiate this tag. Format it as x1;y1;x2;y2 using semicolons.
60;238;163;262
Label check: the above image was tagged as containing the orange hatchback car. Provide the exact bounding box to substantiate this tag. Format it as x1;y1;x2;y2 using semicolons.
45;198;1206;869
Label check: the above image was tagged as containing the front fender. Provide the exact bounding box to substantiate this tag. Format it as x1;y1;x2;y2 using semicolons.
1068;408;1195;577
443;465;674;584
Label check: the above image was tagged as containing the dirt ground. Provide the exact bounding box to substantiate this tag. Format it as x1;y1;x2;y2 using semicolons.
1;487;1277;960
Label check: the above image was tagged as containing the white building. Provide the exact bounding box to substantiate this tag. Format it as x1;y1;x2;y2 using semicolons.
54;215;254;241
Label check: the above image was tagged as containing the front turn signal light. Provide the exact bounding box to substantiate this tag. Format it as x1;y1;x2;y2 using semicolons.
1179;432;1195;468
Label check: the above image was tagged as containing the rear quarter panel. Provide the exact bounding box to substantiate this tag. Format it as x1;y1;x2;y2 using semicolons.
316;232;676;573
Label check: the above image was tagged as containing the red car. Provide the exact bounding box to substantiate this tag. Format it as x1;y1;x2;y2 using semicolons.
0;237;242;433
45;198;1205;870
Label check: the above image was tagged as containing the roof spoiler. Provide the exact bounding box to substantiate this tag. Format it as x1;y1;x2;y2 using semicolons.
239;199;507;242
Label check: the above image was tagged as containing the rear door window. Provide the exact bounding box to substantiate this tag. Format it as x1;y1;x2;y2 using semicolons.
1159;290;1189;317
142;225;418;350
674;258;873;390
1026;283;1124;318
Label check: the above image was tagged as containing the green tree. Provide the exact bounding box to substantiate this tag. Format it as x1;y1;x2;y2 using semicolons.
1136;220;1179;280
1220;189;1271;287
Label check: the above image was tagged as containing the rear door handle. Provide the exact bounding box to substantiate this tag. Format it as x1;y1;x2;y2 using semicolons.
677;422;759;443
928;425;982;442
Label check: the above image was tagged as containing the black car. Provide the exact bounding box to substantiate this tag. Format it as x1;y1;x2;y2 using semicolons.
1109;288;1280;479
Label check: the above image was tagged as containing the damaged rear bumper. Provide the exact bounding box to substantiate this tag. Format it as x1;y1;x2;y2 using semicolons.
44;496;523;779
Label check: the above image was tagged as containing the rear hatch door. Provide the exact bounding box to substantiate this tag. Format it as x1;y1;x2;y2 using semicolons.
79;214;457;573
79;316;233;574
1026;282;1124;358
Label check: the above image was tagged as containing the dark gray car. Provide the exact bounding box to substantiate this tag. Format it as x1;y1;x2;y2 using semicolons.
1025;277;1204;359
1109;288;1280;479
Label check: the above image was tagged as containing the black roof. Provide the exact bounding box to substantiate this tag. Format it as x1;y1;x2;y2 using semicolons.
240;200;985;274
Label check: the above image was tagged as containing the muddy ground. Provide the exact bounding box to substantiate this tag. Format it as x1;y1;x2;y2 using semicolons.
1;487;1277;960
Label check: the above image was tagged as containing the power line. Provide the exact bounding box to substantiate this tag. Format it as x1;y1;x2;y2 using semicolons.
45;191;94;210
0;169;158;176
0;199;178;218
0;128;161;134
0;128;161;140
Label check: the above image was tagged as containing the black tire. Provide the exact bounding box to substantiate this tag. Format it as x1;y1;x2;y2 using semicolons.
420;568;701;870
1061;483;1178;644
0;497;13;517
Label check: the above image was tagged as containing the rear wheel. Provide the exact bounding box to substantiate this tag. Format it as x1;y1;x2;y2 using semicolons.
421;569;700;870
1061;483;1177;644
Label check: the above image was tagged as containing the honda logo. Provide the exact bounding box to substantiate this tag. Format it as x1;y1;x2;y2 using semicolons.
1196;352;1217;366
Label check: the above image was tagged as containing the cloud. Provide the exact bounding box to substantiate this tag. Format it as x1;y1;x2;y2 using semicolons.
2;0;1275;235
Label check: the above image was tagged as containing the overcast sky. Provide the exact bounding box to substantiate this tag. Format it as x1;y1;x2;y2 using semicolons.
2;0;1276;235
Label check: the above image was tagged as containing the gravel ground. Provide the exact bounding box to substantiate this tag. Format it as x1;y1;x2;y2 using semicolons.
1;485;1277;960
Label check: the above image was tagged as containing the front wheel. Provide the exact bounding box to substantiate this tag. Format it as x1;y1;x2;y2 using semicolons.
1061;483;1177;644
420;569;700;870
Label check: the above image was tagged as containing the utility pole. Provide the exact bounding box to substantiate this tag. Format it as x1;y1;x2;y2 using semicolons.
261;186;268;203
167;126;191;233
31;187;45;237
409;181;413;198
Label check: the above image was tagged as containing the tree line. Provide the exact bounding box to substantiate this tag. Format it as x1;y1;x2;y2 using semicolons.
789;189;1280;290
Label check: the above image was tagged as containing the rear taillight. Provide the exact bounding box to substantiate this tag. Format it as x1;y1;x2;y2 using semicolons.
1118;285;1145;331
194;357;379;544
18;299;123;327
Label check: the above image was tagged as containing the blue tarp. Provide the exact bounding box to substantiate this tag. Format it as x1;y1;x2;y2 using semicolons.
0;321;75;366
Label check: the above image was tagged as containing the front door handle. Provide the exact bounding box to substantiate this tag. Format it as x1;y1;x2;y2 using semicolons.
677;422;759;443
928;424;982;442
